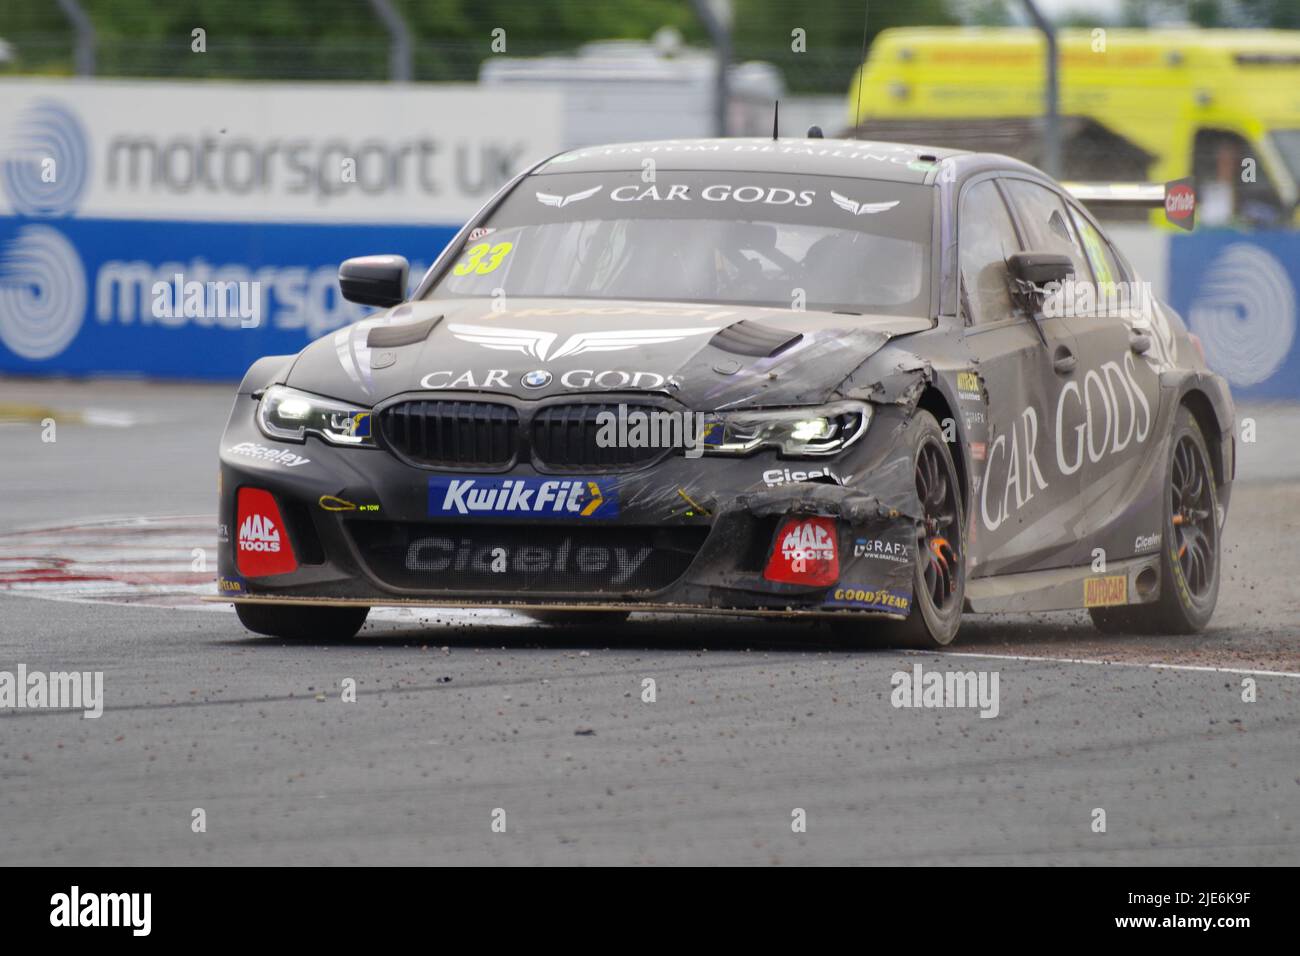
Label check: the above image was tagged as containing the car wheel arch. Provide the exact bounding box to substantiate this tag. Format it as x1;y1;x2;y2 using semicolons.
915;386;969;518
237;354;296;397
1177;386;1228;488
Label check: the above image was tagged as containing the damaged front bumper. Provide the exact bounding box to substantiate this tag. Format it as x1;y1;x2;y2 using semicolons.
214;396;924;619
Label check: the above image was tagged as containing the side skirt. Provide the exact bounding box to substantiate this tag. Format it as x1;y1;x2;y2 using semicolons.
964;555;1161;614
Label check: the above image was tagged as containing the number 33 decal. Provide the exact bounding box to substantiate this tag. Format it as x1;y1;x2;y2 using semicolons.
454;241;513;276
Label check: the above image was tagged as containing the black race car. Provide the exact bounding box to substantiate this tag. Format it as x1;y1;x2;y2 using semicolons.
215;137;1234;647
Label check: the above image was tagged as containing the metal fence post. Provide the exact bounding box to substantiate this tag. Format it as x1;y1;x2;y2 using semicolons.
368;0;413;82
1023;0;1060;179
56;0;95;76
691;0;732;137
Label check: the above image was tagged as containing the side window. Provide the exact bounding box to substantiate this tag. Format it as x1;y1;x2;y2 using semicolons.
1001;180;1093;284
958;180;1020;325
1067;204;1124;287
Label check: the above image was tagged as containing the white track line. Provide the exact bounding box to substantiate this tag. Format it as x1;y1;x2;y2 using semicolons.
5;516;1298;678
917;649;1300;679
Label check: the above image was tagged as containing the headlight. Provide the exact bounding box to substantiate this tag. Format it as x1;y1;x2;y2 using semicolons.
701;401;870;457
257;385;374;447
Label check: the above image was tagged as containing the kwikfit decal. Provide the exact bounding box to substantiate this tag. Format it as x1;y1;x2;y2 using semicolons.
429;476;619;519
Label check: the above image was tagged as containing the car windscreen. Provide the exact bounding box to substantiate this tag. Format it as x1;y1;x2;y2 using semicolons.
425;171;932;316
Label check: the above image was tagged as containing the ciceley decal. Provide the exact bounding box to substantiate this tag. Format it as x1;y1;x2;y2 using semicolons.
981;352;1153;533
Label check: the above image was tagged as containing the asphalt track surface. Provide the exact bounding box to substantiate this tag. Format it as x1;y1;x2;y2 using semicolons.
1;379;1298;865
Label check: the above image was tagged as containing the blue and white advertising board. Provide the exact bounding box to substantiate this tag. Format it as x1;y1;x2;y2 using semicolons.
1168;231;1300;401
0;79;563;379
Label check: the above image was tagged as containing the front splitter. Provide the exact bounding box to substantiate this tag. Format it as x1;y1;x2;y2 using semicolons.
202;594;902;621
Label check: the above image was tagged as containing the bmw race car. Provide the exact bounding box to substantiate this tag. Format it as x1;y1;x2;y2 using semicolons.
215;137;1234;647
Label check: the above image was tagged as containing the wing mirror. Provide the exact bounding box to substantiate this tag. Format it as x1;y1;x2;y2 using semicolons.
1007;251;1074;287
1006;251;1075;344
339;255;409;308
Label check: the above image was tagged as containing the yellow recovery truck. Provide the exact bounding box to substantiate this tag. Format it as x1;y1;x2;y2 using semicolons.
849;27;1300;227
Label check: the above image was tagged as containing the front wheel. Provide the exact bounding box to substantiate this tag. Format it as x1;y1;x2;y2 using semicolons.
880;411;966;648
235;602;369;641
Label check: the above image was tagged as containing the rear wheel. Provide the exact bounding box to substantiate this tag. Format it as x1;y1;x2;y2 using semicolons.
880;412;966;648
1089;406;1220;634
235;602;369;641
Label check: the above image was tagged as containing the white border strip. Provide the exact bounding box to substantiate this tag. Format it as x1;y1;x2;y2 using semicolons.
918;649;1300;679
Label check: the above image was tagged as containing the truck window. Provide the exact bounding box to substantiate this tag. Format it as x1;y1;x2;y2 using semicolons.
1193;129;1287;228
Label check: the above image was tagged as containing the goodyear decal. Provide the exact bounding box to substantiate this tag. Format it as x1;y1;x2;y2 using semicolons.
828;586;911;613
1084;574;1128;607
429;476;619;519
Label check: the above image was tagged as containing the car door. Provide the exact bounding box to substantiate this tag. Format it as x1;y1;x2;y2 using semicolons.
957;176;1090;577
1056;199;1165;562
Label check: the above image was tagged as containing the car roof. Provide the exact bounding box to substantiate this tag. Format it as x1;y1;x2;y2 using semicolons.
533;137;972;183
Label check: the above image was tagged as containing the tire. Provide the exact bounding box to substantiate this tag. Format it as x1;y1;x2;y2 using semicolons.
877;411;967;649
519;610;631;627
1089;405;1220;635
235;602;369;641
